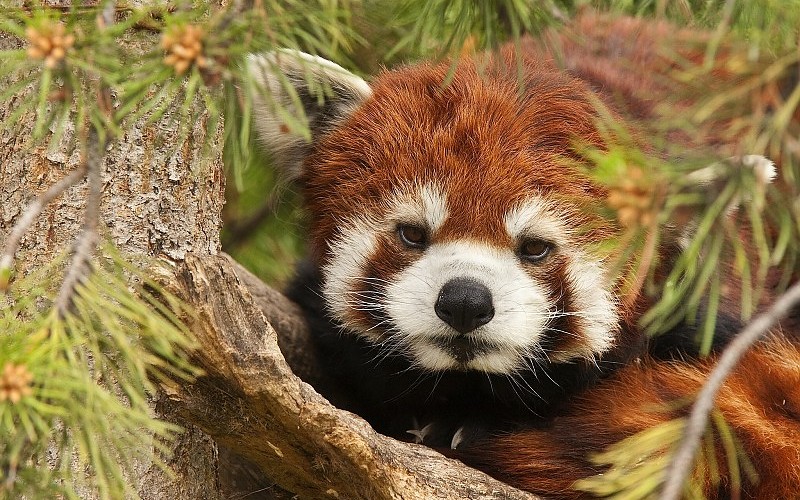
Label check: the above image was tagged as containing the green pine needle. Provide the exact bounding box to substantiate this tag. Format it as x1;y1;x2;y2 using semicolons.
1;246;197;498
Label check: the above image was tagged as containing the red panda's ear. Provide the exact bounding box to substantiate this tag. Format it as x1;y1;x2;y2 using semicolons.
247;50;371;180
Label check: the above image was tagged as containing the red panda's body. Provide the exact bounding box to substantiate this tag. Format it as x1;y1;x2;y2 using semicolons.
249;13;800;499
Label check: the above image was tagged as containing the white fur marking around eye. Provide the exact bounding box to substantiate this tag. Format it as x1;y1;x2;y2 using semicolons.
388;183;449;233
322;184;448;334
322;216;381;326
504;198;571;246
557;252;618;361
503;198;618;361
421;184;449;232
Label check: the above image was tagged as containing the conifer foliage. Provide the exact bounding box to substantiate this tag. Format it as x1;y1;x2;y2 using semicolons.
1;1;799;498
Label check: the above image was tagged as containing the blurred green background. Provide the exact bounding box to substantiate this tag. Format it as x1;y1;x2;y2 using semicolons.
221;0;800;286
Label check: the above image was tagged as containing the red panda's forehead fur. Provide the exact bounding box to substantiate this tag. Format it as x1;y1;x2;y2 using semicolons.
302;51;613;258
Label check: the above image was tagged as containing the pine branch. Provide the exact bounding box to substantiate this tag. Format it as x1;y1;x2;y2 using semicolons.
661;279;800;500
53;129;104;318
53;3;115;318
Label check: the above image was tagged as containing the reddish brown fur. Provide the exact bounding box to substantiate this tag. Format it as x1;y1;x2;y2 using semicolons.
295;11;800;499
459;336;800;499
302;51;612;261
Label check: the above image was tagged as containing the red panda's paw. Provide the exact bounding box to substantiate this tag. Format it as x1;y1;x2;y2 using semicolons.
407;417;495;450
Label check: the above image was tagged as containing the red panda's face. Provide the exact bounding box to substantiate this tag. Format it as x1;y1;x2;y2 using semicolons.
250;51;623;375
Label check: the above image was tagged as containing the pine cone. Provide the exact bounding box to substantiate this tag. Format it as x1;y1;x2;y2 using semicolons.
606;166;657;228
162;24;208;75
0;362;33;404
25;21;75;69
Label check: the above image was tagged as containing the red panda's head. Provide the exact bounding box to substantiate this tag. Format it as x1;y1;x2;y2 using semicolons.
249;49;624;375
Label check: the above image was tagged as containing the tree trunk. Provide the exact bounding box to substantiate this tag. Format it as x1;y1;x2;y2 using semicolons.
0;18;538;500
1;23;225;500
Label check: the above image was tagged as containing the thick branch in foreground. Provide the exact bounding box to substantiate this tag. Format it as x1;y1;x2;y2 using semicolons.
158;253;538;500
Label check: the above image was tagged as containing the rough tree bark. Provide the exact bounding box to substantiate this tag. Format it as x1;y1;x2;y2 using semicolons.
155;254;538;500
1;27;224;500
0;14;539;500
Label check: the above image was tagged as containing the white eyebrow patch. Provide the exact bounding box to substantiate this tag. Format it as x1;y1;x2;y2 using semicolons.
504;198;570;245
388;183;449;232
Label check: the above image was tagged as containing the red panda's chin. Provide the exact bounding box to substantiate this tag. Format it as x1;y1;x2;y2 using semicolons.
409;340;527;374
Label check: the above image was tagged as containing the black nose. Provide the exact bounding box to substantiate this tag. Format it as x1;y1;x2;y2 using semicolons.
434;278;495;334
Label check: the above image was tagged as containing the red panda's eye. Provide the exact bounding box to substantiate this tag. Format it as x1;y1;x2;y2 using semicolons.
519;239;552;263
397;225;428;249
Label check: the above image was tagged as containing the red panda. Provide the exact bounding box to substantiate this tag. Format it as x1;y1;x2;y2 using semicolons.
247;13;800;499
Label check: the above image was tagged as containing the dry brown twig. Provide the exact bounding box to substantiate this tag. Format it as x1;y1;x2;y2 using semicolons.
661;279;800;499
52;129;104;317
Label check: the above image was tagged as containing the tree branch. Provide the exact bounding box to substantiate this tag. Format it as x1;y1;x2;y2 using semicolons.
53;129;104;317
158;253;539;500
661;279;800;500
